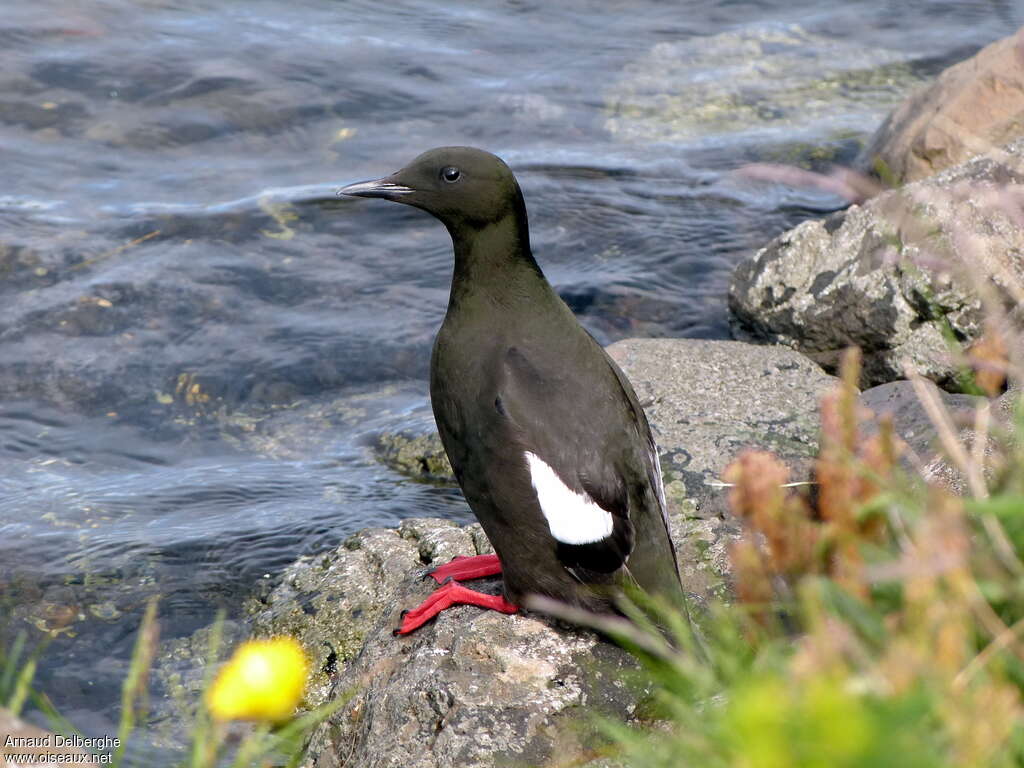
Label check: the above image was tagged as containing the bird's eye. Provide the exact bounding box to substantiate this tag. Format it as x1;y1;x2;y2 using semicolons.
441;166;461;183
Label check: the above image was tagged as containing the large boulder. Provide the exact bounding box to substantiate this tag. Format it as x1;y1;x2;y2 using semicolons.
240;338;840;768
606;338;835;600
729;138;1024;388
859;28;1024;184
607;338;832;492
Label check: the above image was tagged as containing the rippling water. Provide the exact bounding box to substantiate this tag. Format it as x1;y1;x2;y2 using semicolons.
1;0;1019;746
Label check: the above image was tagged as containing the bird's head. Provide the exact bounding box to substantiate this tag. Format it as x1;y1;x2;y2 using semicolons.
339;146;526;234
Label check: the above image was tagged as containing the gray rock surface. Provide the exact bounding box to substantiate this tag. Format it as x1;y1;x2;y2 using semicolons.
859;29;1024;184
730;138;1024;388
858;379;983;465
608;338;832;494
247;518;495;708
859;381;1021;497
607;338;837;600
251;518;638;768
919;386;1018;496
240;337;840;768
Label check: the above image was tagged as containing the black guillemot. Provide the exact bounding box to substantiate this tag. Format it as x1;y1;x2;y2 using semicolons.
339;147;685;635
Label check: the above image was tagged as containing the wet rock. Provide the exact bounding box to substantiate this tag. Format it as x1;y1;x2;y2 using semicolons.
604;24;923;144
220;384;430;461
374;431;454;485
730;137;1024;388
860;28;1024;183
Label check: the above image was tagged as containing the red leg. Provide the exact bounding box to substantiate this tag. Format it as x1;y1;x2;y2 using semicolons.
394;581;518;636
427;553;502;584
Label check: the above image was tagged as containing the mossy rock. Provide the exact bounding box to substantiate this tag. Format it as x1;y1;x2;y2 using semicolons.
375;430;456;485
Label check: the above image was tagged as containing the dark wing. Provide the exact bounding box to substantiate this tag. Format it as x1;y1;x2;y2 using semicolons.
493;344;639;576
602;353;682;582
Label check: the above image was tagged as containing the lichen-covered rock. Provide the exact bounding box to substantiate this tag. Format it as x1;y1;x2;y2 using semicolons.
306;599;641;768
608;338;832;494
730;138;1024;388
859;28;1024;183
374;430;455;485
245;518;491;707
608;337;837;602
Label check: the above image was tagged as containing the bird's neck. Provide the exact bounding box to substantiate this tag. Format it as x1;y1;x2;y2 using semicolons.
446;213;552;312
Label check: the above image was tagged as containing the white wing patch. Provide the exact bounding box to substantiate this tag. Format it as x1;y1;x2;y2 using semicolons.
524;451;613;545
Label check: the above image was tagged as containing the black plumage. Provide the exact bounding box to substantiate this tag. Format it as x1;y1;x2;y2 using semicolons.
340;147;685;630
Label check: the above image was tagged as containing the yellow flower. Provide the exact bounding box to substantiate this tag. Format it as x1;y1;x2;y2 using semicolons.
207;637;309;722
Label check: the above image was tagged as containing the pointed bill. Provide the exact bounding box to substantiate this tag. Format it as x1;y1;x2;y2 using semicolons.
336;176;414;199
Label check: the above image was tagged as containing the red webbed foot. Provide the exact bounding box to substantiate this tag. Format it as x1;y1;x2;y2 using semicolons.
393;581;518;636
426;553;502;584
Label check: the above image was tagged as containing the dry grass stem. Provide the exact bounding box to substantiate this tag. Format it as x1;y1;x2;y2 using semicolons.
970;400;991;475
903;361;987;498
954;614;1024;691
72;229;161;272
